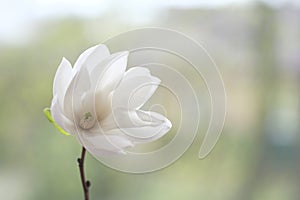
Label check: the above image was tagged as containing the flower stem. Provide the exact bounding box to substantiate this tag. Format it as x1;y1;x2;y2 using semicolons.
78;147;91;200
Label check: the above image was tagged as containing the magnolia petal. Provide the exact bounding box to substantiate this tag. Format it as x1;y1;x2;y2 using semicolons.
49;97;75;135
77;131;134;155
94;90;112;121
90;52;128;121
99;108;153;131
73;44;110;73
91;51;128;93
53;57;73;108
98;52;129;92
112;75;161;110
63;66;91;120
100;108;171;140
73;66;91;96
105;110;172;143
123;67;151;80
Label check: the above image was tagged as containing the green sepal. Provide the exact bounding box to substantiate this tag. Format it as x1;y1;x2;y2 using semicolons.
43;107;70;136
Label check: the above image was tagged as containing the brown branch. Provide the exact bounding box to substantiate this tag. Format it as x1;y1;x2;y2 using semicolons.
77;147;91;200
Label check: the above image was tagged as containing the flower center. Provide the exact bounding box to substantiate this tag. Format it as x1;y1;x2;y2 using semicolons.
79;112;95;130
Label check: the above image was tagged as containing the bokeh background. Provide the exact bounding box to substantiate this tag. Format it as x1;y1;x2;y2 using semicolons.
1;0;300;199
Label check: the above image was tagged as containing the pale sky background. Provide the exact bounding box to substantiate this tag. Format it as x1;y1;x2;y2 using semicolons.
0;0;299;44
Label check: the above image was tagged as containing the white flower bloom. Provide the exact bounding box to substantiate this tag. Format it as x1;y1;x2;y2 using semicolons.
49;44;172;157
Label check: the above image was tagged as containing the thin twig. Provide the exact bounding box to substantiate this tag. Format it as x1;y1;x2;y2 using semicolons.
78;147;91;200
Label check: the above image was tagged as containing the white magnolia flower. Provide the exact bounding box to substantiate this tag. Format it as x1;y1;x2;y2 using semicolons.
46;44;172;157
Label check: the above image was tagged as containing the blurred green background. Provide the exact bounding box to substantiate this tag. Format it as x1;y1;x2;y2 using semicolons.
1;0;300;199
